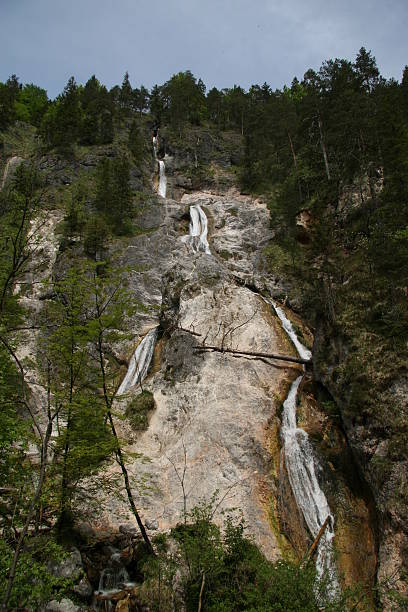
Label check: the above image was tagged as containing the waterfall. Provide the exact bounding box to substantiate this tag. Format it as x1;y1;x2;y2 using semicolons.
1;156;22;190
98;565;130;594
267;298;338;595
272;304;312;362
181;204;211;254
158;160;167;198
153;134;167;198
117;327;158;396
94;547;135;611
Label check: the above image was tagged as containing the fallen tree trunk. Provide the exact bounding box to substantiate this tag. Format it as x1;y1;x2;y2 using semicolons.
193;344;310;365
307;515;331;560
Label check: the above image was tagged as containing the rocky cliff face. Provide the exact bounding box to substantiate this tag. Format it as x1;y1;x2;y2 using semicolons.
313;322;408;602
85;172;378;598
6;123;396;606
94;187;294;560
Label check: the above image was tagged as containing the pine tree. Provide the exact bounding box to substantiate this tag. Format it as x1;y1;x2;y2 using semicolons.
119;71;133;114
0;75;21;129
111;155;133;232
95;158;112;215
80;75;100;145
128;119;145;162
51;77;82;150
133;85;149;116
41;264;116;535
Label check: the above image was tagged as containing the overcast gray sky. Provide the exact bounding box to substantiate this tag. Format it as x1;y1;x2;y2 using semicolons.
1;0;407;97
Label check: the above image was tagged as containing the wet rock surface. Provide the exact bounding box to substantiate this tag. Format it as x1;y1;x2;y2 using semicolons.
93;188;297;559
313;322;408;602
1;154;24;188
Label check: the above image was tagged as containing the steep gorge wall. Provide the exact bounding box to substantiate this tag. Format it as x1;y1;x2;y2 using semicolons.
4;124;388;604
91;171;378;597
95;188;293;560
313;322;408;600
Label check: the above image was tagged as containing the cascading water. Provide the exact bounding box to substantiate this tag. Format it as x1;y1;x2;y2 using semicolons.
272;304;312;362
153;134;167;198
1;155;22;190
158;160;167;198
266;298;339;596
117;327;158;395
93;547;135;611
98;565;129;593
181;204;211;254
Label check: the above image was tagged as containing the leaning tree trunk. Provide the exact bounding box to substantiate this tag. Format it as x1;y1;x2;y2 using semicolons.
317;113;331;180
96;332;155;556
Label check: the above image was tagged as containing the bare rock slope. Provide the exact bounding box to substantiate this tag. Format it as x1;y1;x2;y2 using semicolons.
98;189;297;559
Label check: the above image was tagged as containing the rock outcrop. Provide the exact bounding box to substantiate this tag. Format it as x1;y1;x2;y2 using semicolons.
94;189;298;559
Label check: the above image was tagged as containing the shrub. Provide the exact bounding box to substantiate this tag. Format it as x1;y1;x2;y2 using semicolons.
0;539;73;609
140;499;347;612
126;390;155;431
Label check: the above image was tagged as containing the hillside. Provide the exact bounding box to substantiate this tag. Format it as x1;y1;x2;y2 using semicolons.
0;57;407;610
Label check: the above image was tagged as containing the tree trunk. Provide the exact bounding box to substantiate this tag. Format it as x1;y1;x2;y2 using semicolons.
287;129;303;202
197;572;206;612
107;412;155;556
1;418;53;610
318;114;331;180
194;344;310;365
307;516;330;560
96;328;155;556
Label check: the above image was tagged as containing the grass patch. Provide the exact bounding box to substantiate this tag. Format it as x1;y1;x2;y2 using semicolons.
1;122;38;159
217;249;233;260
263;242;293;276
125;390;155;431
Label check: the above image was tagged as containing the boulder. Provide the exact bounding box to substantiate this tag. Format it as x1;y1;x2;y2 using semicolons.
73;575;93;599
48;547;83;581
46;598;81;612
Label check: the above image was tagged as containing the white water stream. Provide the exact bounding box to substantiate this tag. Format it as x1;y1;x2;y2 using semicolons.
1;155;22;190
267;298;338;595
117;327;158;395
158;160;167;198
94;547;136;610
153;134;167;198
181;204;211;254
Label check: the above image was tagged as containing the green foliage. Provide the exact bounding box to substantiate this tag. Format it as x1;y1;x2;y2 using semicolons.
128;119;146;162
0;162;42;324
83;213;111;259
40;263;118;528
80;75;115;145
16;84;48;126
119;71;133;114
40;74;115;151
0;538;73;609
94;155;134;235
152;71;207;130
126;390;155;431
241;47;408;351
263;243;293;276
60;181;87;245
0;75;21;129
49;76;82;151
133;85;149;116
0;342;30;494
142;500;349;611
0;163;45;544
